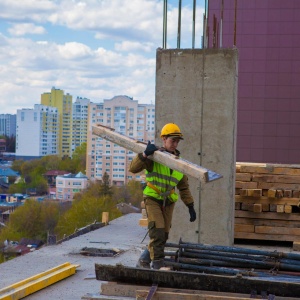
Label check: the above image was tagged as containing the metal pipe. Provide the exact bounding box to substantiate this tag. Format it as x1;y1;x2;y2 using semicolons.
177;0;182;48
163;0;167;48
234;0;237;46
183;248;300;267
192;0;196;48
183;248;269;261
164;260;257;276
179;252;300;272
166;241;300;261
165;260;240;276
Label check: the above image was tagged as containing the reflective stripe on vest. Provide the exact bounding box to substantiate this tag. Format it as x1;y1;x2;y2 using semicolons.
143;162;184;202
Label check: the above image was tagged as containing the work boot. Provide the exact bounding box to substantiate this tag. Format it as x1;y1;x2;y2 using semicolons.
136;249;151;269
152;259;164;270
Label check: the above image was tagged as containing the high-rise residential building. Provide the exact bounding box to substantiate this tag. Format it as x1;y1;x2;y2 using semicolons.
71;97;90;154
0;114;16;137
16;105;59;158
86;95;155;185
206;0;300;163
41;87;73;158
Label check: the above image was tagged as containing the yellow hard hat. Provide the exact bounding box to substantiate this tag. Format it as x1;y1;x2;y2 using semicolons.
160;123;183;139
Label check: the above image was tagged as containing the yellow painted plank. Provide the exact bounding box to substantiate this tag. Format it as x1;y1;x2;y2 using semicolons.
0;262;79;300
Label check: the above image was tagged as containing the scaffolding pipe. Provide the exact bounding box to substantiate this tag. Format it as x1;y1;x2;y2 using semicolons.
163;0;167;48
192;0;196;48
177;0;182;48
166;241;300;261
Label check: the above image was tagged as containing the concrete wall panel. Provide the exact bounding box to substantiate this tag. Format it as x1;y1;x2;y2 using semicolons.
155;48;238;246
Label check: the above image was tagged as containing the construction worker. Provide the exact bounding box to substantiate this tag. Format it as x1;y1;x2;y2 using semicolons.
129;123;196;269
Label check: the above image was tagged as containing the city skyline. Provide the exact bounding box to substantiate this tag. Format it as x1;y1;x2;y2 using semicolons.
0;0;205;114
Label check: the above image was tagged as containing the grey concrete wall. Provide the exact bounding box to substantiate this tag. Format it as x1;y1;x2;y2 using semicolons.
155;48;238;246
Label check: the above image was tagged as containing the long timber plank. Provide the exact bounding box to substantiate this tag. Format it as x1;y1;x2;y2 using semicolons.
235;210;300;221
92;124;222;182
234;231;300;242
0;262;79;300
235;218;300;228
235;196;300;206
95;264;300;298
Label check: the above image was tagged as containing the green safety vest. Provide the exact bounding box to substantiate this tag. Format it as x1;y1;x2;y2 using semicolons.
143;161;184;202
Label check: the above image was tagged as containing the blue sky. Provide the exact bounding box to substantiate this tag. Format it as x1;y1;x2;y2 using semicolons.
0;0;205;114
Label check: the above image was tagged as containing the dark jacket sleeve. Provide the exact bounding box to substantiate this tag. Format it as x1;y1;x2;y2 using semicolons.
177;175;194;206
129;153;154;173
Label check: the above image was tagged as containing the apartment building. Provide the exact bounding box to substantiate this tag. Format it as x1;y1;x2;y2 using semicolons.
41;87;73;158
0;114;16;137
15;105;59;158
55;171;89;201
71;97;90;155
86;95;155;186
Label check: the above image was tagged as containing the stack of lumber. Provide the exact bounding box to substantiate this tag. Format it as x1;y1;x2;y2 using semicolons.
138;162;300;248
235;162;300;248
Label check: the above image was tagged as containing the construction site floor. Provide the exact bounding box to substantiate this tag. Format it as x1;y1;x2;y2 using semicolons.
0;213;299;299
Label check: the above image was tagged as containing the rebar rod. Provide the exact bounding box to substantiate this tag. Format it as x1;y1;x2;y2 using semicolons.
163;0;167;48
177;0;182;48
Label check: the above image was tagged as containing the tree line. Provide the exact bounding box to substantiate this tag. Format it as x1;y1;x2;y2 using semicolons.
0;143;144;262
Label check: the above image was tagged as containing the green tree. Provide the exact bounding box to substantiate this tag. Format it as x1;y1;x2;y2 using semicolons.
11;159;24;173
72;142;87;173
0;200;60;244
101;172;112;196
8;180;27;194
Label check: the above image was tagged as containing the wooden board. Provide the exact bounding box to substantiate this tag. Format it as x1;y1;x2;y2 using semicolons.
234;231;300;242
95;264;300;298
92;124;222;183
235;210;300;221
100;282;300;300
235;196;300;206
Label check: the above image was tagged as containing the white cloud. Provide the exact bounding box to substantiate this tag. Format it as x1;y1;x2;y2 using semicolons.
0;0;205;114
115;41;154;53
8;23;46;36
57;42;93;59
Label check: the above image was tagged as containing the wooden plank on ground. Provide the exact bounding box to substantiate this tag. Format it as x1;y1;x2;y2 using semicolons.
253;203;262;213
255;226;300;236
234;231;300;242
285;205;293;214
101;282;299;300
235;173;252;181
235;196;300;206
139;218;148;227
235;210;300;221
136;289;254;300
238;165;300;175
95;264;300;298
252;174;300;184
235;218;300;228
258;182;300;190
235;181;258;189
234;224;254;233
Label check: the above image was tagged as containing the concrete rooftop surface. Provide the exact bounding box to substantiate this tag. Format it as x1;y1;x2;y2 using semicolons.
0;213;298;300
0;213;149;300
